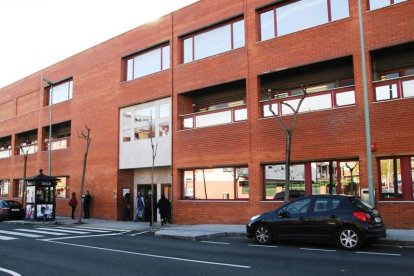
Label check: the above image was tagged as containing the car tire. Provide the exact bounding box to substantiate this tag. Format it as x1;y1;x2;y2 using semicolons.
338;226;361;250
254;224;272;244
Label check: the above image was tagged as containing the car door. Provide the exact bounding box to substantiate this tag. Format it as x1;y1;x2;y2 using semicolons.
307;197;341;240
271;198;312;239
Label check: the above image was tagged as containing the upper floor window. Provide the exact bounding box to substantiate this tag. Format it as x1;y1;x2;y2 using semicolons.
260;0;349;41
183;18;245;63
125;44;170;81
374;67;414;101
46;79;73;106
43;121;71;151
0;136;12;159
368;0;407;11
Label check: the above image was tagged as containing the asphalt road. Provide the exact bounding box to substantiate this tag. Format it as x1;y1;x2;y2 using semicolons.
0;223;413;276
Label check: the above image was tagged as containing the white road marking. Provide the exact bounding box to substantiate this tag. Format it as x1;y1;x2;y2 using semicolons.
0;267;21;276
14;229;68;236
130;231;150;236
40;232;123;241
0;235;18;241
356;251;401;256
0;230;42;238
248;244;278;248
300;248;336;252
35;227;91;234
44;240;251;269
201;241;231;245
73;226;126;232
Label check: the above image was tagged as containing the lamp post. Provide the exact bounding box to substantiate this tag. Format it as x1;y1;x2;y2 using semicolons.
18;138;32;207
43;78;55;176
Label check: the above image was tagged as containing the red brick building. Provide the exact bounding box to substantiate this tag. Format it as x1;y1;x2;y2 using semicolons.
0;0;413;228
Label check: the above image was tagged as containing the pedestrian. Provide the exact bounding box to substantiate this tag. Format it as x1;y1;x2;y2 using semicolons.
123;193;131;221
68;192;78;219
134;192;145;222
83;190;92;219
157;194;170;226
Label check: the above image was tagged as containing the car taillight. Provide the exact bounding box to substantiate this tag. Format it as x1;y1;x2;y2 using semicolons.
353;211;372;223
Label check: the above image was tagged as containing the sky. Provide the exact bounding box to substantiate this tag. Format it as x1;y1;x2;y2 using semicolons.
0;0;199;89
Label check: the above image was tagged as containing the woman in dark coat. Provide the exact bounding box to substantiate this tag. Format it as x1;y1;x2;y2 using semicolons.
157;194;170;226
68;192;78;219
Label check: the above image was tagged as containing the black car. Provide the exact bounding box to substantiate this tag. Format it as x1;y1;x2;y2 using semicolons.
246;195;386;250
0;200;25;221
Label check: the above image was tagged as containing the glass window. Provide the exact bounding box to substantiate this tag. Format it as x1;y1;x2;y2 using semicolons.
135;107;155;122
123;111;132;125
369;0;406;11
0;180;10;197
13;180;24;198
339;161;360;196
50;80;73;105
265;164;305;200
56;177;68;198
336;90;356;106
183;167;248;200
375;83;398;101
380;158;401;199
405;68;414;76
260;10;275;41
134;125;155;140
126;44;170;81
403;80;414;98
159;122;170;137
286;198;311;215
331;0;350;20
123;130;131;142
234;108;247;121
260;0;350;40
159;103;170;118
195;110;232;128
184;19;245;63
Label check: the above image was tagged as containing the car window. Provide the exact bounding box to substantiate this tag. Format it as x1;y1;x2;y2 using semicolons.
313;198;340;213
286;198;311;215
348;197;372;211
6;201;21;208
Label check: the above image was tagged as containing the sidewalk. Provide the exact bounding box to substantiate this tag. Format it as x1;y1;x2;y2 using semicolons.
5;216;414;246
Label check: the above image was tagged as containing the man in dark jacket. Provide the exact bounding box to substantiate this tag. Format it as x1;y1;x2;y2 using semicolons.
157;194;170;226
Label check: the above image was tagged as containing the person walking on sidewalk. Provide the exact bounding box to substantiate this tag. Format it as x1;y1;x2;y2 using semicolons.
83;190;92;219
157;194;170;226
123;193;131;221
68;192;78;219
134;192;145;222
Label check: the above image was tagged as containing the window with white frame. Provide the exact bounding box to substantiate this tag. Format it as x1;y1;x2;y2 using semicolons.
260;0;350;41
55;177;68;198
368;0;407;11
183;18;245;63
125;44;170;81
0;180;10;197
121;99;170;142
47;79;73;105
13;179;24;198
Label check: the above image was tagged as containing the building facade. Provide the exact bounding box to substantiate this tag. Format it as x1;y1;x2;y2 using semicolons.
0;0;413;228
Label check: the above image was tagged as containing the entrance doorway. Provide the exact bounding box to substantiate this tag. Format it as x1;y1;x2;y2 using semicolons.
136;184;157;222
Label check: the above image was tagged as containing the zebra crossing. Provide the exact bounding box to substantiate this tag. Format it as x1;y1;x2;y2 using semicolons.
0;226;128;241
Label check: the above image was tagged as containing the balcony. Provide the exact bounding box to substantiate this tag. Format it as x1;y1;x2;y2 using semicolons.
261;86;355;117
374;75;414;102
181;105;247;129
44;137;70;151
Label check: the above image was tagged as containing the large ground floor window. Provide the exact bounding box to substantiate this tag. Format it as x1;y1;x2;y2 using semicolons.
0;179;10;197
183;167;249;200
264;160;360;200
379;156;413;200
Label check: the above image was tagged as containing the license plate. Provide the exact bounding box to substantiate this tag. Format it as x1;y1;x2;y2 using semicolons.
374;217;382;223
11;209;20;211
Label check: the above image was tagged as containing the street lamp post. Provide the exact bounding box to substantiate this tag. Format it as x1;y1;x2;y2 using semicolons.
18;138;32;207
43;78;54;176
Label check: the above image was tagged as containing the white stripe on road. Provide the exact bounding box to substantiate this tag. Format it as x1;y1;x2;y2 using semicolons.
35;227;91;234
201;241;231;245
248;244;278;248
0;235;18;241
0;267;21;276
130;231;150;236
73;226;126;232
44;240;251;269
54;226;111;233
15;229;68;236
356;251;401;256
300;248;336;252
0;230;42;238
40;232;123;241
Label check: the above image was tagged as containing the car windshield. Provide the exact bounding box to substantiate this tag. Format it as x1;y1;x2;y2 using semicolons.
348;197;372;211
5;201;22;208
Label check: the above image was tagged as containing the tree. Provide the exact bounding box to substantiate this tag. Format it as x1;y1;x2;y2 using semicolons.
78;125;91;224
266;86;307;202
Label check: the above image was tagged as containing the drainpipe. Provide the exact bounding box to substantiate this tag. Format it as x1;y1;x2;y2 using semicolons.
357;0;375;207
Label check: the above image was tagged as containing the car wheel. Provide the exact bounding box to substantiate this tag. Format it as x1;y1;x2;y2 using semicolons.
338;227;361;250
254;224;272;244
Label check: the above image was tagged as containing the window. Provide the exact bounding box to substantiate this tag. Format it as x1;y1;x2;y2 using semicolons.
260;0;349;41
368;0;407;11
121;100;170;143
285;198;311;215
183;167;249;200
183;19;245;63
375;68;414;101
55;177;68;198
47;79;73;105
379;156;414;200
126;44;170;81
0;180;9;197
13;179;24;198
0;136;12;159
313;198;340;212
264;164;305;200
43;121;71;151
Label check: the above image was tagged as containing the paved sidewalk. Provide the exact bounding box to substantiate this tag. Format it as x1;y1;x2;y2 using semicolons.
5;216;414;246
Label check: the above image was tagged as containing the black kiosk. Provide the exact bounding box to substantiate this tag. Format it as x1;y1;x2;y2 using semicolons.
24;169;58;221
